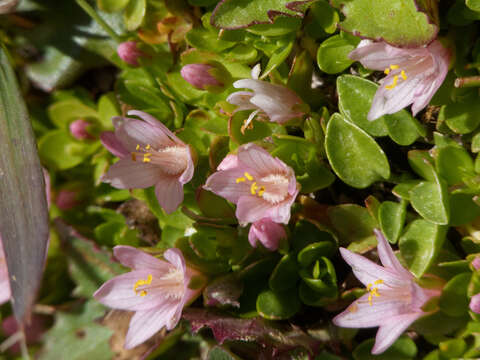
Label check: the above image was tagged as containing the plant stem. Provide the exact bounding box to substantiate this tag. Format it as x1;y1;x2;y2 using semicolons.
75;0;122;43
454;76;480;88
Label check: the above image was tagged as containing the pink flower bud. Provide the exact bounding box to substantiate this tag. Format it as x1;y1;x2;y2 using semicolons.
248;218;286;251
55;189;79;210
470;293;480;314
69;119;93;140
472;257;480;270
117;41;147;67
2;315;46;354
181;62;231;92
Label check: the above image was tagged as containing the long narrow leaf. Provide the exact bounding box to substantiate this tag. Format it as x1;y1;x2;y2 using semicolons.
0;47;49;322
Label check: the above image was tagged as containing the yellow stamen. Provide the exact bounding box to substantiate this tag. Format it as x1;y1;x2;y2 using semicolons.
136;144;140;150
258;186;265;196
244;172;253;181
400;70;407;80
385;75;399;90
143;153;152;163
250;182;258;195
133;274;153;296
366;278;383;305
374;279;384;285
145;144;151;150
236;177;246;183
384;68;390;75
390;64;399;70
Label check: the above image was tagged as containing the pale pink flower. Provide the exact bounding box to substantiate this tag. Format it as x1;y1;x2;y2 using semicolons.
117;41;148;67
100;110;194;214
470;293;480;314
227;65;305;129
333;229;438;354
180;63;224;91
349;40;450;120
204;143;299;225
94;246;202;349
472;256;480;270
248;218;286;251
69;119;94;140
0;235;10;305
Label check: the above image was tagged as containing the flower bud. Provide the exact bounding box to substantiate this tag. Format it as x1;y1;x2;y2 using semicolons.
180;62;231;93
55;189;80;210
117;41;147;67
69;119;94;140
473;257;480;271
470;293;480;314
248;218;287;251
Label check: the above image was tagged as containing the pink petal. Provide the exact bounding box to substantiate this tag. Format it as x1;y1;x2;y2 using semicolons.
217;154;239;171
163;248;187;274
124;303;178;349
339;248;407;287
332;292;412;328
204;167;254;204
226;91;257;111
154;176;184;214
178;146;194;185
236;195;273;224
102;158;162;189
248;218;286;251
265;198;295;224
0;277;11;305
113;246;171;272
237;143;287;176
470;293;480;314
374;229;412;279
115;118;173;152
127;110;183;145
94;270;167;311
472;257;480;271
372;312;423;354
100;132;129;158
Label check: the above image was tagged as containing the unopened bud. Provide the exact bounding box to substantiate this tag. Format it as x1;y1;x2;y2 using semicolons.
56;189;80;210
69;119;94;140
180;62;231;93
117;41;148;67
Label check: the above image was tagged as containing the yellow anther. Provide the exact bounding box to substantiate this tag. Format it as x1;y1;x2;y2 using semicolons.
250;182;258;195
236;177;246;183
258;186;265;197
143;153;152;163
131;153;137;161
385;75;399;90
390;64;399;70
374;279;384;285
400;70;407;80
367;283;372;290
244;172;253;181
366;279;382;306
133;274;153;296
145;144;151;150
136;144;140;150
384;68;390;75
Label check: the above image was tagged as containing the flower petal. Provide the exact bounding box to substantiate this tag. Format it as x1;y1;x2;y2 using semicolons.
237;143;287;176
154;176;184;214
374;229;412;279
204;167;254;204
115;118;173;151
102;158;162;189
100;131;129;158
113;246;171;272
178;146;194;185
248;218;286;251
124;303;178;349
226;91;257;111
217;154;239;171
372;312;423;354
127;110;183;145
236;195;272;224
163;248;186;274
470;293;480;314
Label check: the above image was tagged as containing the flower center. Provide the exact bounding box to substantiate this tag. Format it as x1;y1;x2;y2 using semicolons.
384;64;408;90
132;268;185;299
131;144;189;175
133;274;153;297
366;279;384;305
235;172;289;204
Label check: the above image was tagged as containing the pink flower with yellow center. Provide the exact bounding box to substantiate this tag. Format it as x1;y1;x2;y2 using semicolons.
349;40;450;121
204;143;299;225
333;230;438;354
94;246;202;349
100;110;194;214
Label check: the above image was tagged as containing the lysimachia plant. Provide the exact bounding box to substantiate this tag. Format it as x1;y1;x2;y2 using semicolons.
4;0;480;359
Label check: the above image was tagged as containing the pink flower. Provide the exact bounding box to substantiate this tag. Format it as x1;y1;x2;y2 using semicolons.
94;246;202;349
0;235;10;305
69;119;94;140
55;189;79;210
248;218;286;251
227;66;305;128
117;41;148;67
333;229;438;355
180;63;228;92
472;256;480;270
349;40;450;120
204;143;299;225
470;293;480;314
100;110;194;214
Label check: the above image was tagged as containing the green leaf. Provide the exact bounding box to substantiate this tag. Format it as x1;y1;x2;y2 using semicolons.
208;346;239;360
325;113;390;188
0;47;49;322
449;192;480;226
316;33;359;74
439;102;480;134
261;36;294;78
353;336;417;360
256;289;301;320
48;100;98;128
269;254;299;292
409;177;450;225
211;0;316;29
40;300;113;360
97;0;130;12
378;201;406;244
332;0;438;47
124;0;146;30
229;111;273;145
439;272;471;317
467;0;480;12
436;145;475;185
408;150;436;181
399;219;447;278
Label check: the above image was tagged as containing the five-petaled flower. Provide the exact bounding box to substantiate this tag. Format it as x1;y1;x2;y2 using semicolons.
333;229;439;354
349;40;450;121
204;143;299;226
227;65;305;132
94;246;202;349
100;110;194;214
